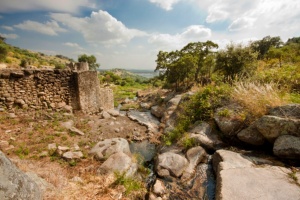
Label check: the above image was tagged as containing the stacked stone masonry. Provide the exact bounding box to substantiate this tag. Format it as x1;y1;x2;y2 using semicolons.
0;68;113;113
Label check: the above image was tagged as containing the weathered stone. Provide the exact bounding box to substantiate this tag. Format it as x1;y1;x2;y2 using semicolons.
273;135;300;159
62;151;83;160
213;150;300;200
69;126;85;136
181;146;206;181
127;110;160;133
26;171;54;193
153;179;166;196
0;140;9;150
107;109;120;117
156;152;188;178
14;99;25;105
11;71;24;78
214;106;246;137
237;124;265;145
98;152;137;177
268;104;300;118
101;111;111;119
188;122;225;151
0;150;42;200
151;105;166;118
90;138;131;160
255;115;300;143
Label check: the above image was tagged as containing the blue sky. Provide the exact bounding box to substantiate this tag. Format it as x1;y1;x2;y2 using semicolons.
0;0;299;70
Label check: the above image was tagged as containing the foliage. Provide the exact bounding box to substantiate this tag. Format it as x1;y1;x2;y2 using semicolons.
0;42;8;62
78;54;100;70
215;43;258;81
113;172;146;197
164;84;231;144
250;35;283;59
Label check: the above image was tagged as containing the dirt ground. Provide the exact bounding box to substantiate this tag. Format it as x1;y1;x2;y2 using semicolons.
0;108;156;199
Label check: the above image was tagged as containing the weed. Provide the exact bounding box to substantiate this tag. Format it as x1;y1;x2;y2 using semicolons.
15;145;30;159
113;172;146;196
180;134;196;149
218;108;231;117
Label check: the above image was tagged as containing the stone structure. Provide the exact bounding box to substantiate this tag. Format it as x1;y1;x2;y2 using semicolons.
0;64;113;113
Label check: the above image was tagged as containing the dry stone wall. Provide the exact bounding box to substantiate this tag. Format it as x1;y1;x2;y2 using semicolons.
0;68;113;113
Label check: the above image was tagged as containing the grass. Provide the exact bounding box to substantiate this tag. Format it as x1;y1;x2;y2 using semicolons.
231;81;287;118
113;172;146;197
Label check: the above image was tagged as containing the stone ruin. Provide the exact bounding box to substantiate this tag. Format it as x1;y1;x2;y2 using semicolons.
0;63;114;114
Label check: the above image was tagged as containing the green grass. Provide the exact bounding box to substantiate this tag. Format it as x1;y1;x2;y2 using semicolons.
113;172;146;196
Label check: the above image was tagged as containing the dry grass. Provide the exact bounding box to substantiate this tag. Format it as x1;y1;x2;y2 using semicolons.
231;81;287;118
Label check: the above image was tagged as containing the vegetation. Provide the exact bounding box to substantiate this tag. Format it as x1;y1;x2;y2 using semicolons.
78;54;100;70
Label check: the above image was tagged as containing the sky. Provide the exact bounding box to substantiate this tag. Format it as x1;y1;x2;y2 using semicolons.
0;0;299;70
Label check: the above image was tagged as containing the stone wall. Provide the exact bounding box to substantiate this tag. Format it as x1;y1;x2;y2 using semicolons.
0;68;113;113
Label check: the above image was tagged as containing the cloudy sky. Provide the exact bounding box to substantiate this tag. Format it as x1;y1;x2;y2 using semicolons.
0;0;299;70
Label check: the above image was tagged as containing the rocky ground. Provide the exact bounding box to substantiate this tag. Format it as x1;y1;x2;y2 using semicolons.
1;89;300;200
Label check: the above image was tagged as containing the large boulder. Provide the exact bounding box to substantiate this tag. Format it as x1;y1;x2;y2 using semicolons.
97;152;137;177
273;135;300;159
214;105;246;137
0;151;42;200
255;115;300;143
268;104;300;119
156;152;188;178
237;124;265;145
213;150;300;200
188;122;225;151
89;138;131;160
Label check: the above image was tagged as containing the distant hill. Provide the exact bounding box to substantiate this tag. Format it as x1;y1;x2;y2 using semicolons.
99;68;158;80
0;40;72;69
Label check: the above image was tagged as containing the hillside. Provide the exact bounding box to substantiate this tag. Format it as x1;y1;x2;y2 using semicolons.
0;39;72;69
99;68;150;82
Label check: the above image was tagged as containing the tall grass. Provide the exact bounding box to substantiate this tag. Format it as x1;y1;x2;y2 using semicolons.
231;81;287;118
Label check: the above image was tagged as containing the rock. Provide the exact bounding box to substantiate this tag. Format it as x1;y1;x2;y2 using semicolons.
127;110;160;133
56;102;66;108
107;109;120;117
140;102;151;110
0;150;42;199
11;71;24;78
70;176;83;183
181;146;206;181
57;146;70;156
14;99;25;105
48;143;57;155
62;105;73;113
0;140;10;150
8;113;16;118
268;104;300;118
26;171;54;193
62;151;83;160
89;138;131;160
153;179;166;196
188;122;225;151
0;108;4;112
214;106;246;137
60;120;74;129
213;150;300;200
69;126;85;136
151;105;166;119
161;95;182;133
98;152;137;177
237;124;265;145
156;152;188;178
101;111;111;119
273;135;300;159
255;115;300;143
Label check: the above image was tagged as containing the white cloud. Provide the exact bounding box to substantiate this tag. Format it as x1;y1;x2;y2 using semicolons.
0;0;95;13
149;0;181;11
149;25;211;50
63;42;83;50
14;20;67;36
228;17;255;31
0;33;18;39
51;10;147;45
1;26;14;31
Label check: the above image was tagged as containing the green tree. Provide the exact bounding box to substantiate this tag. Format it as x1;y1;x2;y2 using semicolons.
215;43;258;80
78;54;100;70
250;36;282;60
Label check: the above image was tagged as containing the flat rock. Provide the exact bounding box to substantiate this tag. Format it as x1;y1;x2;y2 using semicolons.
273;135;300;159
0;150;42;200
268;104;300;118
151;105;166;118
213;150;300;200
89;138;131;160
156;152;188;178
69;126;85;136
62;151;83;160
107;109;120;117
127;110;160;133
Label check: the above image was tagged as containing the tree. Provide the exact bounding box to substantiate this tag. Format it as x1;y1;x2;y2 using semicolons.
0;43;8;62
78;54;100;70
250;36;282;60
215;43;258;80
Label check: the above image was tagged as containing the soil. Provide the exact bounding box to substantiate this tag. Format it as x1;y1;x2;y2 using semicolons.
0;108;158;199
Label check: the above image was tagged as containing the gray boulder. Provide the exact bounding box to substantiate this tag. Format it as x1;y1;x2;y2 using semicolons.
213;150;300;200
127;110;160;133
97;152;137;177
188;122;225;151
156;152;188;178
151;105;166;119
0;151;42;200
90;138;131;160
268;104;300;118
237;124;265;145
256;115;300;143
214;106;246;137
273;135;300;159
